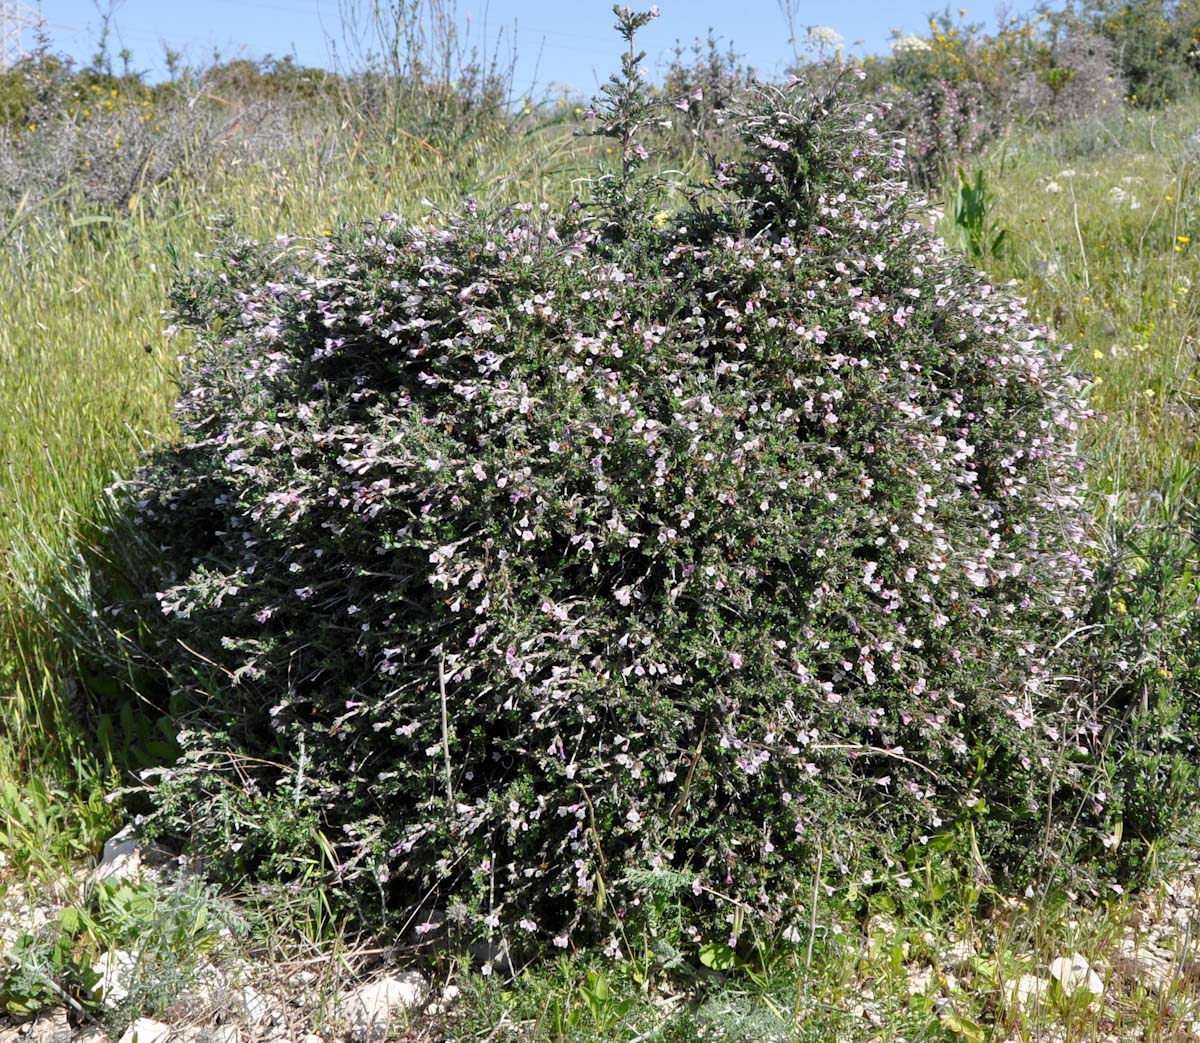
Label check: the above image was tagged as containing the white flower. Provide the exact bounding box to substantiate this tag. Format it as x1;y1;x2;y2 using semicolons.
1109;186;1140;210
890;33;931;53
806;25;844;49
1044;181;1062;194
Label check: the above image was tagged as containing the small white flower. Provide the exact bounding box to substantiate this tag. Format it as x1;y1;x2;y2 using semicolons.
890;33;931;53
806;25;844;49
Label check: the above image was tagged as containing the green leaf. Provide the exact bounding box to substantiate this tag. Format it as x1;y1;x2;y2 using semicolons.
698;942;738;970
940;1012;987;1042
58;907;81;934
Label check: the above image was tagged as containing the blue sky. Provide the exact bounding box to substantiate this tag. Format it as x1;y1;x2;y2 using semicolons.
33;1;1034;91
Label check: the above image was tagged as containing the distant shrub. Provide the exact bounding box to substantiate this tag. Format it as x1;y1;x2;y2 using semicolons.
203;56;336;103
107;11;1104;956
335;0;515;153
1018;23;1126;124
0;66;36;130
0;61;294;220
1074;0;1200;106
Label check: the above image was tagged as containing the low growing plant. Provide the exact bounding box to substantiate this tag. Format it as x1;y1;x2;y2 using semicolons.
953;165;1007;262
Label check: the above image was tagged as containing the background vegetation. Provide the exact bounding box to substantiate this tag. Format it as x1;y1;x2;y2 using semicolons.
3;0;1200;1039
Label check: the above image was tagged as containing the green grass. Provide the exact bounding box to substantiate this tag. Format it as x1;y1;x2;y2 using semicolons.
3;82;1200;1040
939;95;1200;497
438;880;1200;1042
0;112;594;882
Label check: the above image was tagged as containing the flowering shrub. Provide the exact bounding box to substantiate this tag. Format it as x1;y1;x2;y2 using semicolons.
111;15;1101;956
862;13;1041;188
874;77;997;190
660;29;754;161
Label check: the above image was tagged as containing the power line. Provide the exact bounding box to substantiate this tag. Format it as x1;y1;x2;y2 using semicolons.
0;0;39;70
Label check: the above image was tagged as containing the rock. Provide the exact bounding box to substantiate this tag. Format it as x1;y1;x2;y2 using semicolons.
1049;953;1104;998
865;913;897;938
469;937;513;975
426;983;462;1016
171;961;231;1015
1007;973;1049;1011
1;900;57;953
1112;939;1179;994
29;1010;71;1043
301;1036;325;1043
341;972;430;1041
75;1025;111;1043
174;1028;240;1043
92;827;174;885
231;985;282;1027
115;1020;171;1043
940;939;976;972
93;827;143;883
93;949;139;1006
905;965;934;996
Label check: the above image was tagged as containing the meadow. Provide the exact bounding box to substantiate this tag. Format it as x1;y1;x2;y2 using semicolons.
3;5;1200;1040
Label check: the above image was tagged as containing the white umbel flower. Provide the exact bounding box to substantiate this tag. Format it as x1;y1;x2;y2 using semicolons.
806;25;844;50
891;33;932;53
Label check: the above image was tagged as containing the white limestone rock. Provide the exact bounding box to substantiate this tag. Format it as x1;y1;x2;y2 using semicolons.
115;1019;171;1043
340;972;430;1041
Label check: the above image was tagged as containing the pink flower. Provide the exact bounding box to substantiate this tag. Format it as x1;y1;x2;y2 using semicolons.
729;651;743;670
